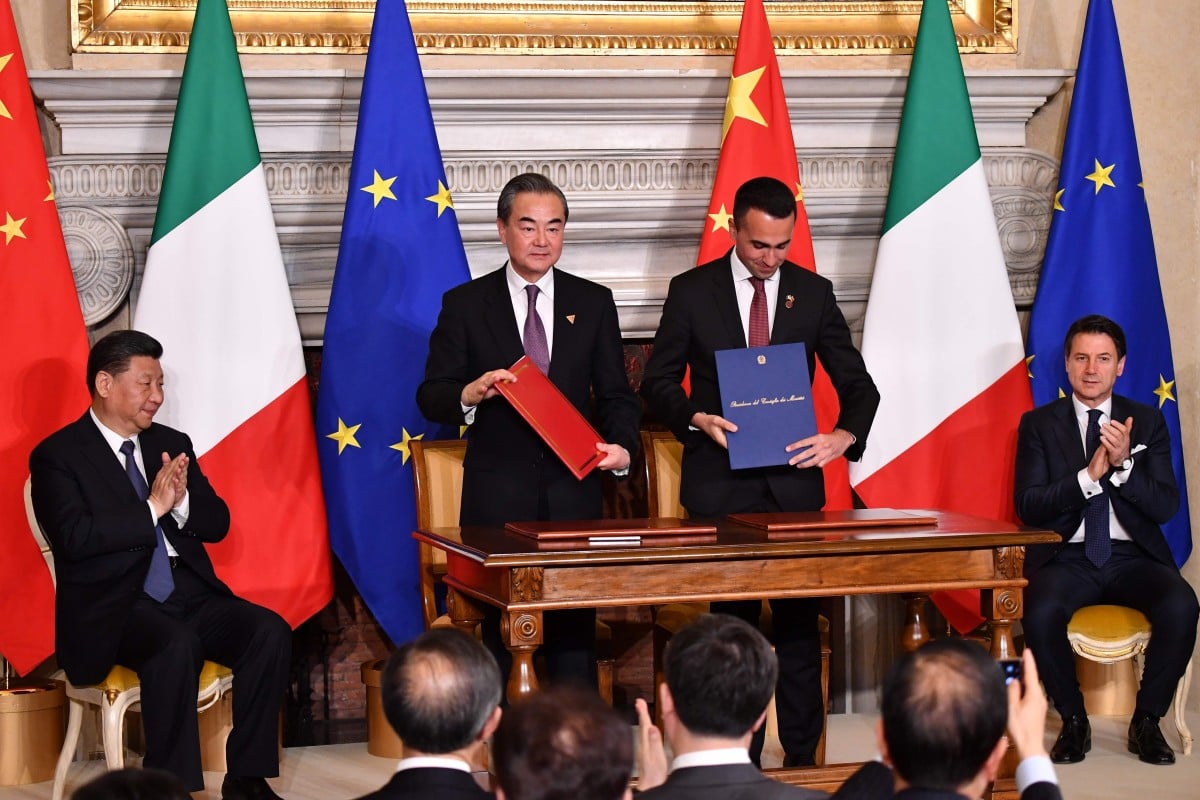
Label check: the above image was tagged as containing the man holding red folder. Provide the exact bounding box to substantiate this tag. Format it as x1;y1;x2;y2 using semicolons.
417;173;640;690
641;177;879;767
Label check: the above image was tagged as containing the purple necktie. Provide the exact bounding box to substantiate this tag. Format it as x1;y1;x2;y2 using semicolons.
121;440;175;602
748;277;769;347
1083;409;1112;568
523;284;550;374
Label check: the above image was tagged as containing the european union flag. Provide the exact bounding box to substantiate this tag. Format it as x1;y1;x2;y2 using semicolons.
316;0;471;643
1026;0;1190;565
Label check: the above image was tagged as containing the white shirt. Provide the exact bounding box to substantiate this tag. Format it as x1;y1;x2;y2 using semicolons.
460;263;557;425
730;249;780;344
1069;396;1132;544
394;755;471;774
670;747;752;771
89;409;185;556
1015;754;1059;791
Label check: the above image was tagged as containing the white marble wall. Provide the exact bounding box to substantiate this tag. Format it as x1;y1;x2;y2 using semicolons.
31;68;1068;342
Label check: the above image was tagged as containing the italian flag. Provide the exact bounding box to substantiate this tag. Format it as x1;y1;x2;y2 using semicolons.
847;0;1032;632
133;0;332;627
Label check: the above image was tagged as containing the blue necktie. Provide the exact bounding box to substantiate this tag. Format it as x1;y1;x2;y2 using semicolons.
120;440;175;602
1083;409;1112;568
523;284;550;375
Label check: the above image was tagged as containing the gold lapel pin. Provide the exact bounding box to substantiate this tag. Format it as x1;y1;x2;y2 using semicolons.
785;294;795;309
566;314;576;324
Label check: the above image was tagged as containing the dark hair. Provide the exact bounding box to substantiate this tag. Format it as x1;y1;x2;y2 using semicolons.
86;330;163;397
881;638;1008;791
732;176;797;228
664;613;778;738
71;768;190;800
1063;314;1127;361
497;172;569;223
492;686;632;800
380;628;502;754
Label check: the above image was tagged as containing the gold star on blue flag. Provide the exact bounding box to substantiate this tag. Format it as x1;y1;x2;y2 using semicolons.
315;0;472;643
1026;0;1190;565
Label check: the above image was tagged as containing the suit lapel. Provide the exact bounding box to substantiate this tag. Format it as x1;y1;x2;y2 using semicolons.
710;255;748;349
549;271;580;376
771;264;803;345
1052;397;1086;468
481;265;525;365
78;413;143;503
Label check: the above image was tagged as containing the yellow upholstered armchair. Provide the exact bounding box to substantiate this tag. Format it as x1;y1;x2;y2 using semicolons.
408;439;614;703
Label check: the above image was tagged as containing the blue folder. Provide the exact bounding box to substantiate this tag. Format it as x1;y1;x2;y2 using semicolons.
715;342;817;470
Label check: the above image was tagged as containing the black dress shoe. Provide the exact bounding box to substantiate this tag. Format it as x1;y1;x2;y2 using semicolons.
1128;716;1176;765
1050;714;1091;763
781;753;816;768
221;775;284;800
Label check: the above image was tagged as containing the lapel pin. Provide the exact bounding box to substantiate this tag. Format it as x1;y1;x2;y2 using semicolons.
785;294;795;309
566;314;576;324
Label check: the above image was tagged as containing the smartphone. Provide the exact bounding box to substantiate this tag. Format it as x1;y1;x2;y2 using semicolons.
1000;658;1022;686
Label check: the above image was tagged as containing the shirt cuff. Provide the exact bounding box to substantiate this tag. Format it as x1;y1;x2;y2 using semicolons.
1077;467;1104;498
1109;458;1133;486
460;403;477;426
1015;755;1058;791
171;490;190;527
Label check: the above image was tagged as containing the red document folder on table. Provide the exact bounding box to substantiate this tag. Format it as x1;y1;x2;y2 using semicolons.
496;355;605;480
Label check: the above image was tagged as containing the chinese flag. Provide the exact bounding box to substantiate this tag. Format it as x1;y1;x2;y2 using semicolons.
699;0;851;509
0;0;90;674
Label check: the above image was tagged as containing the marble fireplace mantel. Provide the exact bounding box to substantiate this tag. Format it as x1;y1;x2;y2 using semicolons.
30;68;1070;342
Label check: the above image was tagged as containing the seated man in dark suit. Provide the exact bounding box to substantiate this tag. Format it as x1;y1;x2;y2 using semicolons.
832;643;1060;800
353;628;501;800
492;686;632;800
1015;314;1198;765
635;614;826;800
30;330;291;800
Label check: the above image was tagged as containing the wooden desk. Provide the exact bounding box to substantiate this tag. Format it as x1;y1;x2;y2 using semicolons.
415;510;1059;798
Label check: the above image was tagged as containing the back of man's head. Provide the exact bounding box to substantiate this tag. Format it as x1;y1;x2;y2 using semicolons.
492;686;632;800
664;613;778;739
881;638;1008;791
380;628;501;755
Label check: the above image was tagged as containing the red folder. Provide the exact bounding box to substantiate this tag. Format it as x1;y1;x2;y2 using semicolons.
495;355;606;480
727;508;937;531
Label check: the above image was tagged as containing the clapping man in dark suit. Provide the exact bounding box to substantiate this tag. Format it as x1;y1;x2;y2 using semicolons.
417;173;641;689
641;176;879;766
635;614;826;800
1015;314;1198;765
30;330;291;800
353;628;501;800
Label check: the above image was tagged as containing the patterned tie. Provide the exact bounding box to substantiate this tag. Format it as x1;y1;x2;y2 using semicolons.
523;284;550;374
120;440;175;602
1083;409;1112;568
748;277;770;347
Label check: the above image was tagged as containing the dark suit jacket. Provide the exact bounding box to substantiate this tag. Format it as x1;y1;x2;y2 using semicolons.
830;761;1061;800
1014;394;1179;574
416;266;641;524
353;767;491;800
640;254;879;515
29;412;232;685
639;764;827;800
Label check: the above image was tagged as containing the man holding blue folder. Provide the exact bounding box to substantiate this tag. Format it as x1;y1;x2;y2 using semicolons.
641;176;879;767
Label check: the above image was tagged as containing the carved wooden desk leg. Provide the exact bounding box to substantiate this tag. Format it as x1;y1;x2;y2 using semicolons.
446;587;485;636
901;594;930;652
501;610;542;702
982;587;1020;660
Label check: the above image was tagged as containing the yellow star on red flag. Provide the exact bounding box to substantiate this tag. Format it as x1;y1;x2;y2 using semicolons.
722;66;767;145
1;211;27;244
0;52;12;120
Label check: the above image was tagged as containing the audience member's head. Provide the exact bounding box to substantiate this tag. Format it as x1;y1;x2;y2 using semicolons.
661;613;778;744
71;767;190;800
880;637;1009;793
492;686;633;800
380;627;502;758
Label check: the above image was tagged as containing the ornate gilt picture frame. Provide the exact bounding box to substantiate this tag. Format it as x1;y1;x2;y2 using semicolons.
72;1;1016;55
